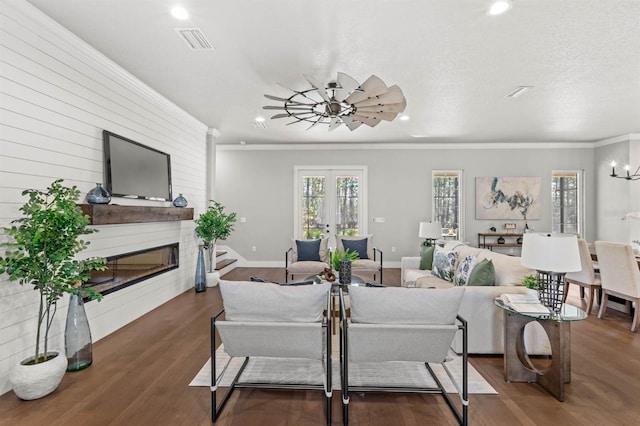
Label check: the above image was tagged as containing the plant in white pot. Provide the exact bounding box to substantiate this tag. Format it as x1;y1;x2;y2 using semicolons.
194;200;237;285
0;179;106;400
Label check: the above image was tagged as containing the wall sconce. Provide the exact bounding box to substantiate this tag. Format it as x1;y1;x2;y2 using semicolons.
610;161;640;181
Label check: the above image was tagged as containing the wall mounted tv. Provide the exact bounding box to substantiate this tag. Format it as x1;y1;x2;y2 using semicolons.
103;130;172;201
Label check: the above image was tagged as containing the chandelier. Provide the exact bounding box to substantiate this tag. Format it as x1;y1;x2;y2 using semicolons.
263;72;406;131
610;161;640;181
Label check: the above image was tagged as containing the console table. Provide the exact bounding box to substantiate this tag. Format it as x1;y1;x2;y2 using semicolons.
495;298;587;401
478;233;523;251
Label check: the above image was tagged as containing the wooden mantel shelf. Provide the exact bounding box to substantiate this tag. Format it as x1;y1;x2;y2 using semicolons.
78;204;194;225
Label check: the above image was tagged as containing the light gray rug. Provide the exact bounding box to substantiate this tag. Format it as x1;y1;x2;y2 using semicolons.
189;345;497;394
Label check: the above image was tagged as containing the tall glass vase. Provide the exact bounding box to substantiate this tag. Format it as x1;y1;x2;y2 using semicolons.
65;293;93;372
195;245;207;292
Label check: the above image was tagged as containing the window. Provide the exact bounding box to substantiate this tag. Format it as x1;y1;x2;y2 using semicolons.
432;170;463;239
552;171;581;234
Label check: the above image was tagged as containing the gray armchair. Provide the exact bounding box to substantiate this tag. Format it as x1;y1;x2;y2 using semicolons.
285;238;330;282
339;286;468;425
335;235;383;283
211;280;333;424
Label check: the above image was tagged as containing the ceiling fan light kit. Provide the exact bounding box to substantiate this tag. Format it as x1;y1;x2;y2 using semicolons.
263;72;406;131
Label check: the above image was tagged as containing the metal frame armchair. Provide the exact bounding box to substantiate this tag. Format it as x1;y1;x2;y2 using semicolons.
285;238;331;282
211;280;333;424
335;235;383;284
339;286;468;426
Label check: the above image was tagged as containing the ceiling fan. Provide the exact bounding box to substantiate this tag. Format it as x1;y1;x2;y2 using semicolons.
263;72;407;131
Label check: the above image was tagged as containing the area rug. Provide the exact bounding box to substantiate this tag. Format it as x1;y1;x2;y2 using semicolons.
189;345;497;394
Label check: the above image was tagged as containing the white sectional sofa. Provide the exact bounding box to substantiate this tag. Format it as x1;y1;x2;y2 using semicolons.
401;243;550;354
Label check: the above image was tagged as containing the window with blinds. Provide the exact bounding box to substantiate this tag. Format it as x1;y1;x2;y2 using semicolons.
552;171;581;234
432;170;463;239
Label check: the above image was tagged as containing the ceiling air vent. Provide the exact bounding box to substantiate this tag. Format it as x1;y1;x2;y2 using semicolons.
175;28;213;50
251;121;267;129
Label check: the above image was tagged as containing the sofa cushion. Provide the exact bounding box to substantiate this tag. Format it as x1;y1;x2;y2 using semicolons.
467;259;495;286
476;250;533;286
431;246;459;281
419;245;435;270
349;286;464;325
454;255;478;286
219;280;331;322
415;275;455;289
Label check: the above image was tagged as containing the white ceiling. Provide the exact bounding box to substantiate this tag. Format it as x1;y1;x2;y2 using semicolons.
26;0;640;146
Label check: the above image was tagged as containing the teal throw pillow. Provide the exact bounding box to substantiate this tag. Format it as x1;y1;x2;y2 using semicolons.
454;255;478;286
467;259;495;286
419;245;435;270
431;246;459;281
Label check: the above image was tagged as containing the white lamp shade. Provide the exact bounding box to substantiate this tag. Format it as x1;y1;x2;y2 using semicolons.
520;233;581;272
419;221;442;239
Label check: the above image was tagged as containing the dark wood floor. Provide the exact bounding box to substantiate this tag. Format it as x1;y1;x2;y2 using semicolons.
1;267;639;425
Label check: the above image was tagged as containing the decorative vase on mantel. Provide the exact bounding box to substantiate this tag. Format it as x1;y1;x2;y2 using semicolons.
339;259;352;284
86;183;111;204
173;193;188;208
65;293;93;372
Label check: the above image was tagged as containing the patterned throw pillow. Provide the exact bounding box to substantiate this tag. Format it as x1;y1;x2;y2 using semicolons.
431;246;459;281
453;255;478;286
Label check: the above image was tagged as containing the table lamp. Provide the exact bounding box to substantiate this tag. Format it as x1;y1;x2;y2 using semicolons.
419;221;442;247
520;233;581;312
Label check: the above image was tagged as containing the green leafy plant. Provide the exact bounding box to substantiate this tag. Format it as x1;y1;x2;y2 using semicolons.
195;200;237;272
331;249;360;270
0;179;106;364
523;274;539;290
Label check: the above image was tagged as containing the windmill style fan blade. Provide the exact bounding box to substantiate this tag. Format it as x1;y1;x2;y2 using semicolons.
352;113;381;127
376;112;398;121
328;116;343;131
340;115;363;131
277;83;318;102
303;75;331;102
352;85;406;109
264;94;315;106
263;105;314;111
345;75;388;104
356;99;407;114
270;113;291;119
334;72;361;102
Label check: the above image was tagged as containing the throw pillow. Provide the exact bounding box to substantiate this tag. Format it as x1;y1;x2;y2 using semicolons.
342;238;369;259
467;259;496;286
419;245;435;270
431;246;459;281
295;239;321;262
453;255;478;286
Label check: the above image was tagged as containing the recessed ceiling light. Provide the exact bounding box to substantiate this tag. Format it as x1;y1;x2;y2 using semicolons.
255;116;265;123
399;115;410;121
240;141;246;145
488;1;511;16
170;6;189;20
505;86;534;98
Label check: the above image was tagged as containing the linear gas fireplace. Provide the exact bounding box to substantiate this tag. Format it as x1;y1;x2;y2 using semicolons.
85;243;179;300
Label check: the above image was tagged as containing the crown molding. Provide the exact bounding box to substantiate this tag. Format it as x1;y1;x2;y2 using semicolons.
593;133;640;148
217;141;596;151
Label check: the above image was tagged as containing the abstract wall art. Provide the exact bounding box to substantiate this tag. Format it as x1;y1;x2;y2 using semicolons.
475;176;542;220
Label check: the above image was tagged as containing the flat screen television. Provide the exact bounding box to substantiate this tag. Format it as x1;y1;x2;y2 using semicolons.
103;130;172;201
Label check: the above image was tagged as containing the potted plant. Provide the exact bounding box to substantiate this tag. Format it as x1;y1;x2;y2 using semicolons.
195;200;237;276
523;274;539;295
331;249;360;284
0;179;106;400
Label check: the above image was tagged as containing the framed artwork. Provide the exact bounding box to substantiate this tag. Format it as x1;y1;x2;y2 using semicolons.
475;176;542;220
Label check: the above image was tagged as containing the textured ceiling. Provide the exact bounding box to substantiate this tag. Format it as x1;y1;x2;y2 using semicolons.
25;0;640;145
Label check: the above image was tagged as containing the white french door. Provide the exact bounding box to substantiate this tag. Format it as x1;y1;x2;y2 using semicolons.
294;166;367;246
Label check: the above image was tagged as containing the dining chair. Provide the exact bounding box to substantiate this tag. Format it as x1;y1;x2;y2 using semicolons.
594;241;640;332
563;238;601;314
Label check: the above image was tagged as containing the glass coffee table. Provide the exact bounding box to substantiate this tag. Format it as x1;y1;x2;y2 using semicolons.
495;297;587;401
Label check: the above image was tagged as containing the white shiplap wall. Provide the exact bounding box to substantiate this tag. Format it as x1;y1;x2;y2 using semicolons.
0;1;208;394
